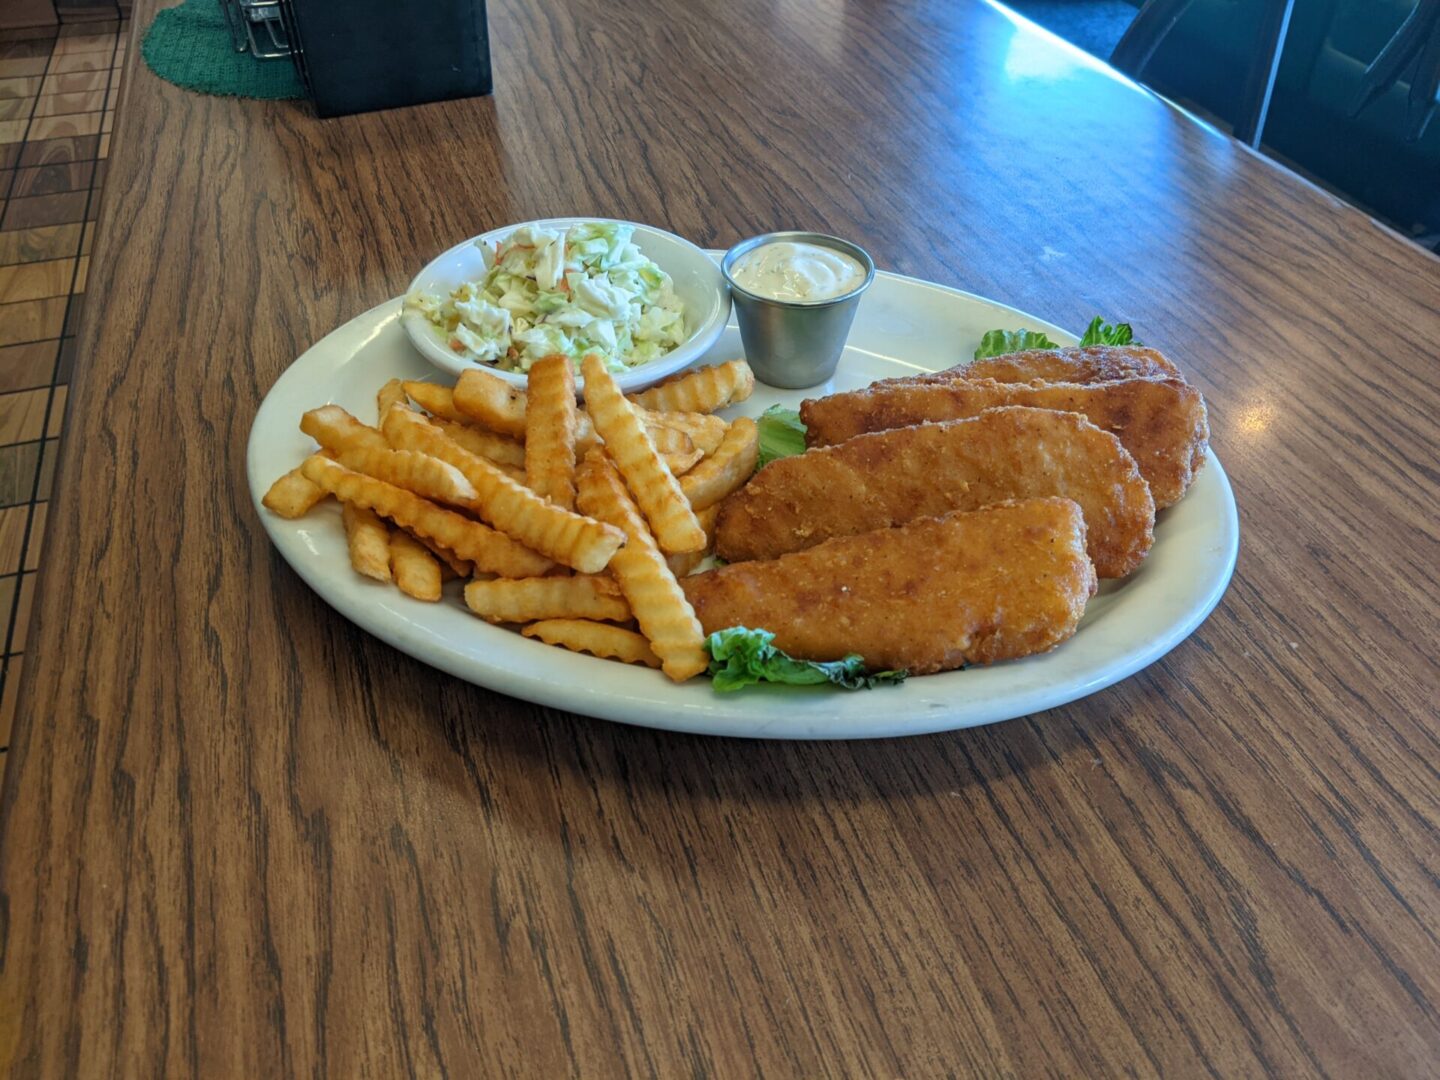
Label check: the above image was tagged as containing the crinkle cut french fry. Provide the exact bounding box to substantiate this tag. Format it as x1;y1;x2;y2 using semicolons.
454;369;528;438
430;415;525;468
453;365;706;460
680;416;760;510
380;403;528;479
575;449;707;681
464;575;630;624
381;406;624;574
664;550;707;577
412;532;472;579
301;405;388;454
262;466;328;518
525;355;579;510
581;354;705;555
696;503;720;545
577;412;695;456
335;444;478;509
663;505;719;576
648;411;727;456
389;529;443;601
342;502;392;582
664;445;705;476
638;422;692;456
521;619;662;668
301;456;553;577
377;378;407;420
402;381;474;425
628;359;755;414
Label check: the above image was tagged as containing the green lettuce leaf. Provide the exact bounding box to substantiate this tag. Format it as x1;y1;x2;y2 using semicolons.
706;627;908;692
1077;316;1137;347
973;316;1140;360
973;328;1060;359
756;405;807;467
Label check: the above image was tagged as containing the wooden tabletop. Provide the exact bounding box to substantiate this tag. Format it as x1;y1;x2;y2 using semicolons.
3;0;1439;1074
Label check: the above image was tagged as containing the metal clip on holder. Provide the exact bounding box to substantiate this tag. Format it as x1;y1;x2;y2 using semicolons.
220;0;293;60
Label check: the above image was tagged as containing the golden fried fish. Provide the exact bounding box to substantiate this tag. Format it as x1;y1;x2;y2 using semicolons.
717;406;1154;577
958;344;1182;385
682;498;1097;675
799;376;1208;508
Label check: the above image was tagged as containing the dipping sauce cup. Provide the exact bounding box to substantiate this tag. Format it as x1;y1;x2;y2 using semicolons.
721;231;875;389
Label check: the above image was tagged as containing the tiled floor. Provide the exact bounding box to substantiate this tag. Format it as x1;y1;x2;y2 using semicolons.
0;18;127;756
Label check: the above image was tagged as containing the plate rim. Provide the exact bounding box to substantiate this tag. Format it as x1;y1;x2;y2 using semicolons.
248;275;1238;740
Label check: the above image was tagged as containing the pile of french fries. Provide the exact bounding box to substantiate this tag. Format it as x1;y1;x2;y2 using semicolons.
262;357;759;682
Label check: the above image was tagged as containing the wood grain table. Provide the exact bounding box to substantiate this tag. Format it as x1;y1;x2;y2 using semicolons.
3;0;1439;1074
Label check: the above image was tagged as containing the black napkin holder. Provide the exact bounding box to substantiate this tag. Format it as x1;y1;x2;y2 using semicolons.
283;0;493;118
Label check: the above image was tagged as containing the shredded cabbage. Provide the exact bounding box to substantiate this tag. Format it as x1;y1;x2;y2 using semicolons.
407;222;688;374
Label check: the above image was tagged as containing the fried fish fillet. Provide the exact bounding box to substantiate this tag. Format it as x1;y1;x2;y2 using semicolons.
864;347;1180;394
959;344;1181;385
800;376;1208;508
717;407;1153;576
876;345;1181;389
681;498;1096;675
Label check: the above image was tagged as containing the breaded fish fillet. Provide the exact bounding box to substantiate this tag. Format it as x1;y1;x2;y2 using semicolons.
959;344;1181;385
717;407;1153;577
878;345;1181;389
681;498;1096;675
800;376;1208;508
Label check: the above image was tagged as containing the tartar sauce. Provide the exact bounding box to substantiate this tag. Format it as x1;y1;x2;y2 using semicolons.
730;241;866;302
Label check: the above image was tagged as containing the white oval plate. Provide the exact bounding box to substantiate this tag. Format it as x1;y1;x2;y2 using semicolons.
402;217;730;391
249;266;1238;740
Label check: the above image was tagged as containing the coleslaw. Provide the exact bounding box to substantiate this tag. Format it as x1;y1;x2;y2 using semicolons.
407;222;688;374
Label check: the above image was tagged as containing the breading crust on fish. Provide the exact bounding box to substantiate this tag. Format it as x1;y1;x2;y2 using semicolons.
958;344;1182;385
682;498;1097;675
716;406;1154;577
875;345;1181;389
799;376;1208;508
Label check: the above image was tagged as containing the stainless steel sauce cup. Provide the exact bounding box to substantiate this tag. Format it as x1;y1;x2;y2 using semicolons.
721;231;875;389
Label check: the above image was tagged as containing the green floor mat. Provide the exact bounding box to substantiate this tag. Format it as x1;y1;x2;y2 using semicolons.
141;0;304;100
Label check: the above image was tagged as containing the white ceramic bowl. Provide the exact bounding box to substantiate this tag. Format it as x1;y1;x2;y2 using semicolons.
402;217;730;392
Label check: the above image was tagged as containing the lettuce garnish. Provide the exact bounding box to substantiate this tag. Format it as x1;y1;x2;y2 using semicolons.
1077;316;1136;347
973;328;1061;359
706;627;907;692
973;316;1139;359
756;405;807;467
